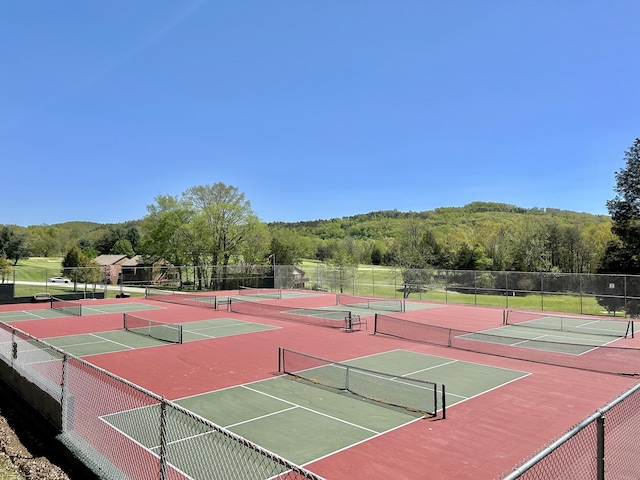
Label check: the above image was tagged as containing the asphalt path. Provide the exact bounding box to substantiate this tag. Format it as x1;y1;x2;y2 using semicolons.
13;280;146;295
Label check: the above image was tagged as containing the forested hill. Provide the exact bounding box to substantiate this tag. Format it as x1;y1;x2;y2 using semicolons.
3;201;613;274
268;202;610;241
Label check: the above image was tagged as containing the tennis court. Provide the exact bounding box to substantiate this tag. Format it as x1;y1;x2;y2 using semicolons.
461;312;634;355
101;349;528;472
42;318;278;356
0;302;163;322
4;292;640;479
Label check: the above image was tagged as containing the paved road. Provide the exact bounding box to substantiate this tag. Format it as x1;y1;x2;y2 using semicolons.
13;280;147;295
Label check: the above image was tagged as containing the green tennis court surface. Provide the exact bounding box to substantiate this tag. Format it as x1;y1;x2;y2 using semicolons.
461;320;629;355
42;318;277;356
0;302;163;322
277;302;442;328
102;350;528;471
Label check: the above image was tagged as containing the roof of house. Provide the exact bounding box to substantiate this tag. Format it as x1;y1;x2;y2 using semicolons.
122;255;143;267
94;254;129;266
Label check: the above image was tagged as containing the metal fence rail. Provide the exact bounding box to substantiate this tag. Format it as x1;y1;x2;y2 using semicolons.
0;322;323;480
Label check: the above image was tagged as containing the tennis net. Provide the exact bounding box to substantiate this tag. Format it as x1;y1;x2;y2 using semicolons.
145;289;218;310
123;313;183;344
51;297;82;316
374;313;640;376
337;294;405;312
229;299;352;328
238;286;282;299
504;310;634;339
279;347;442;417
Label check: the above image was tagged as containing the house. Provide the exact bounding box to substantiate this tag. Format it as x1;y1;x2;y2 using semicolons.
120;256;180;286
292;266;308;289
94;255;178;286
94;255;129;284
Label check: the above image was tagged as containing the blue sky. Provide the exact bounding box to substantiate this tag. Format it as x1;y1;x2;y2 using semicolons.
2;1;639;226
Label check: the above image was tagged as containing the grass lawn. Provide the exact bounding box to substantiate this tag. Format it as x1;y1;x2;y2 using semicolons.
4;258;623;316
9;257;132;299
297;260;620;317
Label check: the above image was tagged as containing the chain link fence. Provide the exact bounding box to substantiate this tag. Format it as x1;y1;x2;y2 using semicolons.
0;322;323;480
303;266;640;317
8;264;640;317
500;381;640;479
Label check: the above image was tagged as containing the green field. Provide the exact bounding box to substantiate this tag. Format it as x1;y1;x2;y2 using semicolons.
297;260;620;317
5;258;625;317
9;257;133;299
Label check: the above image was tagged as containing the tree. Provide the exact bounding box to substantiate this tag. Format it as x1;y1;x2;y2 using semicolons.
391;221;441;297
110;239;135;257
509;216;551;272
0;253;11;283
327;240;359;293
598;138;640;316
62;246;102;284
182;183;262;289
27;225;64;257
0;226;29;265
605;138;640;253
94;227;124;254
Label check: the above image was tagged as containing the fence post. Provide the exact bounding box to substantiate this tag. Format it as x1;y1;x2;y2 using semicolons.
474;271;477;306
445;270;448;303
579;275;583;314
159;398;169;480
60;354;69;433
505;272;509;309
624;275;628;318
597;414;605;480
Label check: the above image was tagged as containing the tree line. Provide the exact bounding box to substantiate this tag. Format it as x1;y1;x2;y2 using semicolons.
1;140;640;285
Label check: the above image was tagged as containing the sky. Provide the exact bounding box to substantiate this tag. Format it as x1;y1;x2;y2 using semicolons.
2;1;639;227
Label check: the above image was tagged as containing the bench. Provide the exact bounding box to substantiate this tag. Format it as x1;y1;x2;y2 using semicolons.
32;293;52;303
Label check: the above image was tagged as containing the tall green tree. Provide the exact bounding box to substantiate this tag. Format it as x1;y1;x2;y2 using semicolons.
0;226;29;265
62;246;102;283
110;239;135;257
605;138;640;261
0;253;11;283
139;194;193;268
598;138;640;316
182;183;262;289
27;225;64;257
327;240;359;293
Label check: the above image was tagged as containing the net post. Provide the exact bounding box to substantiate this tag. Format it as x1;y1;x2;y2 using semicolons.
373;314;378;334
441;384;446;420
433;382;437;418
278;347;282;373
345;364;350;392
